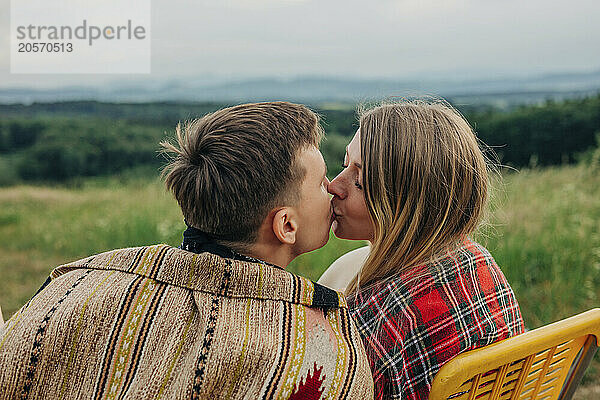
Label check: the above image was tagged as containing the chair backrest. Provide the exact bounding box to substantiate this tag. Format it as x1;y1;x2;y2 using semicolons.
430;308;600;400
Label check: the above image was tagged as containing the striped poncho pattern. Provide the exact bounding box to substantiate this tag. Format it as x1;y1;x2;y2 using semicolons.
0;244;374;399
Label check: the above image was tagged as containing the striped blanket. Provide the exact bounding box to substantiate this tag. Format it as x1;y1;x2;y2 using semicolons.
0;244;373;399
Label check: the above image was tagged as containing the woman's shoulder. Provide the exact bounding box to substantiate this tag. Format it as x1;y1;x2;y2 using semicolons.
448;238;510;283
428;238;500;276
457;237;496;260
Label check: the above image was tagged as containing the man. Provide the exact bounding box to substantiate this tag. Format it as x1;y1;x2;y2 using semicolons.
0;102;373;399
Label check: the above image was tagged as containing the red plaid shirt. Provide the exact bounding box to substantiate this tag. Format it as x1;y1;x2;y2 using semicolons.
348;238;524;400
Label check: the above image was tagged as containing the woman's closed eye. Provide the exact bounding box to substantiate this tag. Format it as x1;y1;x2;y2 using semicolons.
341;162;362;189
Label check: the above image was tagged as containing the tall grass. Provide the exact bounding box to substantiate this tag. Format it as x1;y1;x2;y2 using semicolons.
477;165;599;328
0;164;598;386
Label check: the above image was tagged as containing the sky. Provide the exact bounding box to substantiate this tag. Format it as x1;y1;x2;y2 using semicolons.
1;0;599;88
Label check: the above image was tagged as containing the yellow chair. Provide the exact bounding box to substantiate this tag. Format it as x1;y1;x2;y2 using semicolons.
430;308;600;400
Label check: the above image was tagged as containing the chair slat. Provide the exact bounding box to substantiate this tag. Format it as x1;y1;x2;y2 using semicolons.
528;345;557;398
467;373;482;400
512;354;536;399
489;364;510;398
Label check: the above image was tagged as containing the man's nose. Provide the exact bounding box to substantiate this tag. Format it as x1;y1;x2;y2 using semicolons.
328;173;346;199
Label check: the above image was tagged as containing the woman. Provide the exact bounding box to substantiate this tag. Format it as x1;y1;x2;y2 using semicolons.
319;100;524;400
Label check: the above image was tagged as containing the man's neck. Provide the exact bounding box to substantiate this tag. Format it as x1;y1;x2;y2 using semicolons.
243;243;295;269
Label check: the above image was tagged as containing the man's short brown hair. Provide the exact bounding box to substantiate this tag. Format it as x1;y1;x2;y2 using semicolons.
161;102;324;244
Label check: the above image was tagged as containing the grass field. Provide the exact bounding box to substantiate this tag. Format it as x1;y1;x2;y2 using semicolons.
0;163;598;393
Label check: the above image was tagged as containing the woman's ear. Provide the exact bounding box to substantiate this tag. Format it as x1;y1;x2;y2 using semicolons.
271;208;298;245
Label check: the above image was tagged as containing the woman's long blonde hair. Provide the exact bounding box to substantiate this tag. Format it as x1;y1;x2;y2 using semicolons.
346;100;492;295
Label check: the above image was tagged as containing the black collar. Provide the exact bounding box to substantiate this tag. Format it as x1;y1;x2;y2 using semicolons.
180;222;282;269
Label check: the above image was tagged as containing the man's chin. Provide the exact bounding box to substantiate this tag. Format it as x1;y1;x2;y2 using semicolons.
318;227;331;249
301;229;331;255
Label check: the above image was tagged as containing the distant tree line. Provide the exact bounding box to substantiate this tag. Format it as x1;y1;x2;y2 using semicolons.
0;94;598;184
466;95;600;166
0;118;168;183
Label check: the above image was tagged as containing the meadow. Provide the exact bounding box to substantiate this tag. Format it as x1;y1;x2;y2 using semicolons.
0;161;598;393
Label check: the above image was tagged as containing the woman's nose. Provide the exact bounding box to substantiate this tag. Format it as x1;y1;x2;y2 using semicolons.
328;173;346;199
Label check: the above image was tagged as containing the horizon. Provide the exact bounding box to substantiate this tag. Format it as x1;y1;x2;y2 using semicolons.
1;69;599;106
2;67;600;90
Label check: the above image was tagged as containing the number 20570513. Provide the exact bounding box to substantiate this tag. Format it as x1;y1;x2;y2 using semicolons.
18;42;73;52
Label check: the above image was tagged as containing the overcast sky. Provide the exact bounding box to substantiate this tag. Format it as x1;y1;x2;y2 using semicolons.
1;0;599;88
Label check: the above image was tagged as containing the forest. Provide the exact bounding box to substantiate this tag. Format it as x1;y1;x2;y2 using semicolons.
1;94;599;184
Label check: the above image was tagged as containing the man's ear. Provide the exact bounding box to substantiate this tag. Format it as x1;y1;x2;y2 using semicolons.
271;208;298;245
